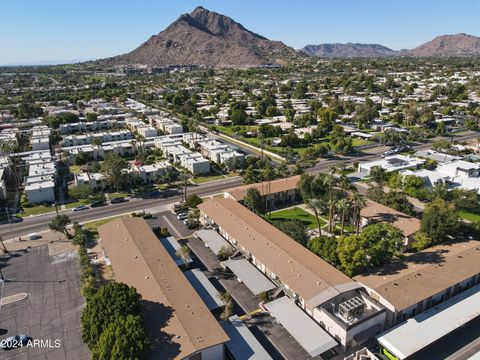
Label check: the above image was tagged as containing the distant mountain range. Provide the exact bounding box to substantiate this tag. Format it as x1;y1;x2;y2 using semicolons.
300;33;480;58
300;43;396;58
104;6;302;68
98;6;480;67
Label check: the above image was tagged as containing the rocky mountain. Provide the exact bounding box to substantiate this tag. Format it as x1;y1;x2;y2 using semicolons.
106;6;301;68
407;33;480;57
300;43;396;57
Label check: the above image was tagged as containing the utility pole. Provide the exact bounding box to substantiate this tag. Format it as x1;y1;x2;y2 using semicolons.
5;208;16;243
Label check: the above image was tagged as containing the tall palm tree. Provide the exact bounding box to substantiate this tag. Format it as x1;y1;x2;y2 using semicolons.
179;170;191;202
307;198;323;236
262;164;275;215
350;191;367;236
337;198;350;237
323;168;336;233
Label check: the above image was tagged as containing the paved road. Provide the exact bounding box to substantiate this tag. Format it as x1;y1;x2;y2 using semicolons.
0;176;243;240
1;131;479;240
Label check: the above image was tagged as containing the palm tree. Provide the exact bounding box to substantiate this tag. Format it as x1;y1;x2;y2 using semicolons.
337;198;350;237
261;164;275;215
350;191;367;236
323;168;336;233
179;170;191;202
307;198;323;236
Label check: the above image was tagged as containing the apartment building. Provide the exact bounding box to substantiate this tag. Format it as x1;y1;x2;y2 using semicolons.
198;198;386;350
355;240;480;328
62;130;132;147
98;217;229;360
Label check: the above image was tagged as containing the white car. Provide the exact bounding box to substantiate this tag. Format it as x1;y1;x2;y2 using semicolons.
72;205;89;212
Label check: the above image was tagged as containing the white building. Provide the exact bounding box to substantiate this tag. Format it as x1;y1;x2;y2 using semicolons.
63;130;132;147
358;155;425;175
74;172;107;191
137;126;158;138
130;161;172;183
151;117;183;134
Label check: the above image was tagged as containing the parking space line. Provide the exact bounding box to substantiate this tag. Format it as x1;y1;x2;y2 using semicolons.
161;215;183;238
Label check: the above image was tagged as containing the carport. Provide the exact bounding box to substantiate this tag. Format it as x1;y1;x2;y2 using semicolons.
221;258;276;295
221;315;273;360
264;297;337;357
159;236;192;266
194;229;233;255
184;268;224;310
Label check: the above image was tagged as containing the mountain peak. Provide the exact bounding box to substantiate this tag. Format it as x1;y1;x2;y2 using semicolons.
409;33;480;57
106;6;300;68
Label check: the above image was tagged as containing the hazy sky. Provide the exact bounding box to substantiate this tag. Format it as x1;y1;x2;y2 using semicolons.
1;0;480;65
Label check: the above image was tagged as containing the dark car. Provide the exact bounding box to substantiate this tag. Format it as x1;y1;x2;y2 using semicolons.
110;197;126;204
90;201;106;208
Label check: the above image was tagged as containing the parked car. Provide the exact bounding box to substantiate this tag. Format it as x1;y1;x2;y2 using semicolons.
177;213;188;220
110;197;126;204
72;205;88;212
90;200;106;208
1;334;30;350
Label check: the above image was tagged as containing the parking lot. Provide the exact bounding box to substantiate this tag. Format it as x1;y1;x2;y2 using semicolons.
0;245;88;360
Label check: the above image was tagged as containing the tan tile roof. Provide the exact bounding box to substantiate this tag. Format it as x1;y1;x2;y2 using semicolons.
360;200;421;237
198;198;358;310
98;217;229;359
225;175;301;201
354;240;480;311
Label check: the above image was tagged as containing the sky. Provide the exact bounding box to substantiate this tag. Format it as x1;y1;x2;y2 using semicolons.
1;0;480;65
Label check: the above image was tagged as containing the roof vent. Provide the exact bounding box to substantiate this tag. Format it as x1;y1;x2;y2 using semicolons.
145;276;149;279
393;282;399;286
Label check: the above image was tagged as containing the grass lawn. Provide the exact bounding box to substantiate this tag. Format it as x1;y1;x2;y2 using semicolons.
458;211;480;222
352;138;374;147
192;174;226;184
84;216;123;231
19;205;56;217
107;192;129;199
69;165;82;174
268;207;326;229
65;199;91;209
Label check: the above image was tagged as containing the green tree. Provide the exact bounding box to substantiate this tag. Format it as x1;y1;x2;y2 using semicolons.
81;282;141;349
307;236;339;266
185;194;203;208
101;153;128;191
272;220;308;245
306;198;324;236
92;314;149;360
243;188;264;214
421;198;460;244
49;214;73;239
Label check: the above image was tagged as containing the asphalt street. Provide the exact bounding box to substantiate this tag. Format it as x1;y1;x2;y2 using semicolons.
1;131;478;240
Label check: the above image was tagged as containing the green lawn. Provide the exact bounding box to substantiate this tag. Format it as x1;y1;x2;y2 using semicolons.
65;199;91;209
352;138;374;147
268;207;325;229
84;216;123;231
69;165;82;174
107;192;129;199
458;211;480;222
19;205;56;217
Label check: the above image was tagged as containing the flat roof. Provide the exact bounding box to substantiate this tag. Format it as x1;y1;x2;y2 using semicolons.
184;268;223;310
159;236;192;266
199;198;358;310
355;240;480;311
221;258;276;295
98;217;229;359
194;229;233;255
377;284;480;360
224;175;300;201
221;315;273;360
360;199;421;237
264;297;337;357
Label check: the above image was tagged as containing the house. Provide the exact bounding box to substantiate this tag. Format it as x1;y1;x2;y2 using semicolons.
358;155;425;175
354;240;480;328
401;169;449;188
74;172;107;191
360;200;421;248
224;175;301;210
198;198;386;350
98;217;229;360
414;149;463;164
25;180;55;204
130;161;172;183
